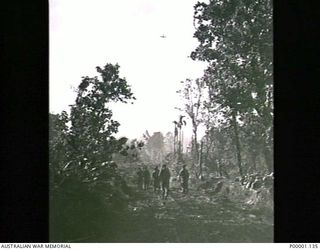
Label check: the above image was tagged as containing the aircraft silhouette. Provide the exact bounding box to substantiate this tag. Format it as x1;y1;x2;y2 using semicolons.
160;34;166;38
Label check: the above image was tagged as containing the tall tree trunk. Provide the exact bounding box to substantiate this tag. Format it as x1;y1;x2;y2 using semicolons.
178;128;183;162
181;130;184;154
262;122;273;173
198;140;204;178
267;126;273;173
174;125;178;157
193;124;199;165
215;137;223;177
263;144;273;173
231;111;243;177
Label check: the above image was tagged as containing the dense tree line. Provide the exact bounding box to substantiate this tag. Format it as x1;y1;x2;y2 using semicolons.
49;63;137;241
177;0;273;178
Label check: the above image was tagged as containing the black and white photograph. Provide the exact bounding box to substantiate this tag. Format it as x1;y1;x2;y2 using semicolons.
49;0;273;243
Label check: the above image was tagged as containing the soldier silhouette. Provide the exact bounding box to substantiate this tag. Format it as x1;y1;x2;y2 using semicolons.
152;165;160;192
159;164;171;199
179;164;190;194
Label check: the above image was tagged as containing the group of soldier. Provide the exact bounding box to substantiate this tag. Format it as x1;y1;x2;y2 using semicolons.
136;164;189;199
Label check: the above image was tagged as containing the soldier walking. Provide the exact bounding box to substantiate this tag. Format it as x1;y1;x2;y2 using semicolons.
159;164;171;199
152;165;160;192
179;164;190;194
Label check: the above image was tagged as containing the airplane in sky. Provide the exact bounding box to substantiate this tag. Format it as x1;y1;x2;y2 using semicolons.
160;34;166;38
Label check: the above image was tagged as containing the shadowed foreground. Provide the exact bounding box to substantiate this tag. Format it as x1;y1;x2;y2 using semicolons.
50;179;273;243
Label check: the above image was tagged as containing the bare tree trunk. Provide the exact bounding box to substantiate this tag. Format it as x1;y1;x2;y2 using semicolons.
193;124;199;165
215;136;223;177
178;128;182;162
181;130;184;154
198;140;204;179
266;126;273;173
263;144;273;173
231;111;243;177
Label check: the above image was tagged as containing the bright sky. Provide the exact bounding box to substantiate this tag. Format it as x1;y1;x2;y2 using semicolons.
49;0;207;140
